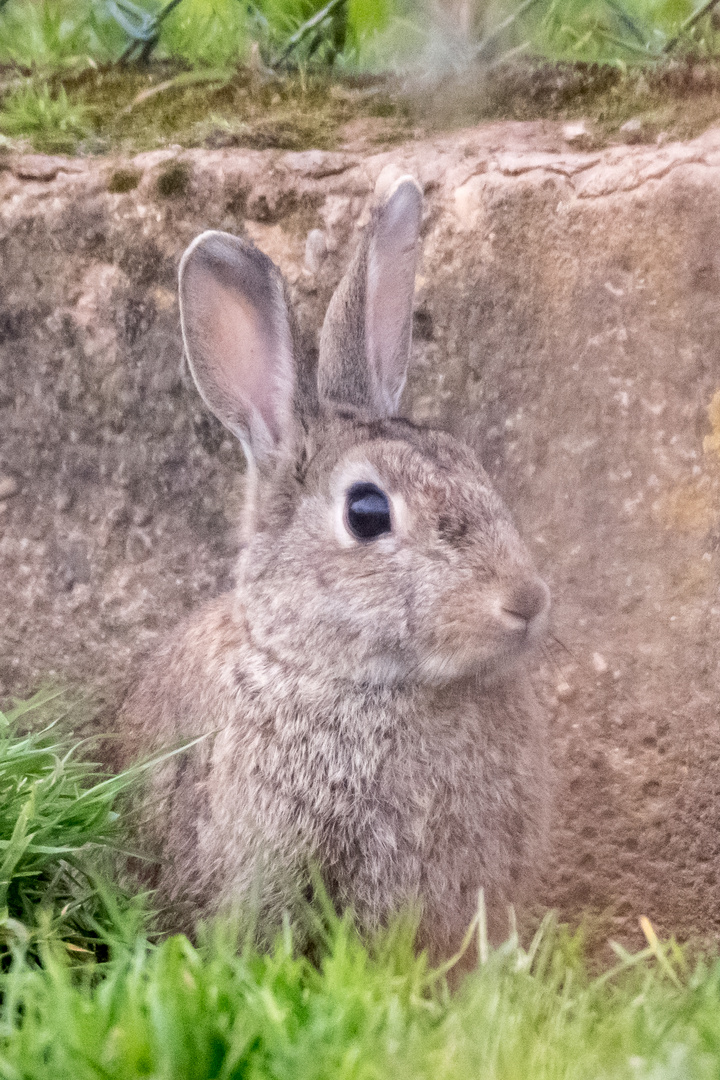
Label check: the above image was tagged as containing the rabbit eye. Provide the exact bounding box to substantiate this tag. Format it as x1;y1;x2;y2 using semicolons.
345;483;392;541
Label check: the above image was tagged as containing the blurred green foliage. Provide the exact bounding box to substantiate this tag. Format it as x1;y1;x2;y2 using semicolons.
525;0;715;63
0;0;718;74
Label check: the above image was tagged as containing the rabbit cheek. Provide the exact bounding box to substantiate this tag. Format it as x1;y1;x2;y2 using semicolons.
419;582;543;680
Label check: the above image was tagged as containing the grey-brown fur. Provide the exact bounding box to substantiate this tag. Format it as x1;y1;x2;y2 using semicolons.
120;176;551;957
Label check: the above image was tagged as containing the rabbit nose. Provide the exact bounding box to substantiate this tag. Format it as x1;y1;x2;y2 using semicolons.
501;579;550;627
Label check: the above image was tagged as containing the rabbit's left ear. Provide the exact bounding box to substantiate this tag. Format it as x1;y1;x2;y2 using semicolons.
318;176;422;419
179;231;295;464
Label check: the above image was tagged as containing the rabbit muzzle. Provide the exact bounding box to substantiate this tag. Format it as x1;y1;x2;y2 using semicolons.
414;569;550;685
496;577;551;638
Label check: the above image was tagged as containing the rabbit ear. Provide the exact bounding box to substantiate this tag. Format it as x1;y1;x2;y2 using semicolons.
179;231;295;463
318;176;422;419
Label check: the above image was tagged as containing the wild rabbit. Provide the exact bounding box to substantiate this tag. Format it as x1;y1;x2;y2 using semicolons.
121;175;551;958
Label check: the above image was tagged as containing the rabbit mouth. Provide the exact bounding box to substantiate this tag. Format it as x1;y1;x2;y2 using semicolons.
414;628;543;684
495;578;551;637
414;579;550;684
489;586;550;661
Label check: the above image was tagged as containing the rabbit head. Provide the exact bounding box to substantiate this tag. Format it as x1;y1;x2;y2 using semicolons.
178;177;549;689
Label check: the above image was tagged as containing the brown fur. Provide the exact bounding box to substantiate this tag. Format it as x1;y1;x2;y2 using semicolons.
120;177;551;958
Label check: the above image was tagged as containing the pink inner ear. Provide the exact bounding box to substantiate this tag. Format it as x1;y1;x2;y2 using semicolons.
365;184;421;413
365;258;412;397
201;281;281;440
182;264;293;453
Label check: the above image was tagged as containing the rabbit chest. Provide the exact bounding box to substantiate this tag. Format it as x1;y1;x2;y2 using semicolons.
201;648;548;944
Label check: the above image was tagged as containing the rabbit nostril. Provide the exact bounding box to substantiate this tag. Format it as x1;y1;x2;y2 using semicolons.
501;580;550;626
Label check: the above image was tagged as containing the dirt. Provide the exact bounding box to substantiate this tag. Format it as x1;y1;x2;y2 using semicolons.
3;124;720;955
7;58;720;159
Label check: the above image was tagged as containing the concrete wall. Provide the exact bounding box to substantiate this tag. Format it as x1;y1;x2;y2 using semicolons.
3;126;720;943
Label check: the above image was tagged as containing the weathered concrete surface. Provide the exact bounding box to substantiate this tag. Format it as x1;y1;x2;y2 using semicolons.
3;123;720;944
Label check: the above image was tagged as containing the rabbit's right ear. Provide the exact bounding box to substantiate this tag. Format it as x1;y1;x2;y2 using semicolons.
318;176;422;420
179;231;295;464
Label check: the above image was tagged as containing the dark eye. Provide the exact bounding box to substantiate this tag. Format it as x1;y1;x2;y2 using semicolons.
345;482;392;541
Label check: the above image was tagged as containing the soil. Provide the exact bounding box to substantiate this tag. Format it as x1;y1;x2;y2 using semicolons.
7;57;720;158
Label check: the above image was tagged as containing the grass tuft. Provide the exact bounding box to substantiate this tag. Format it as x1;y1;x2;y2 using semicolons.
0;690;152;958
0;82;91;152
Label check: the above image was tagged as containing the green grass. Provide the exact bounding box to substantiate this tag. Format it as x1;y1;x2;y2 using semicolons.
1;0;719;75
0;0;382;70
1;902;720;1078
0;688;719;1077
0;83;91;152
0;690;174;958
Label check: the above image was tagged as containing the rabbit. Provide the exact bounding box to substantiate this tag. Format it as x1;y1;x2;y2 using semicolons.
120;174;551;959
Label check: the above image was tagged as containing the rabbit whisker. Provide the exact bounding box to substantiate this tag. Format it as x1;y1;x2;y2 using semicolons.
548;631;574;658
540;641;563;679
